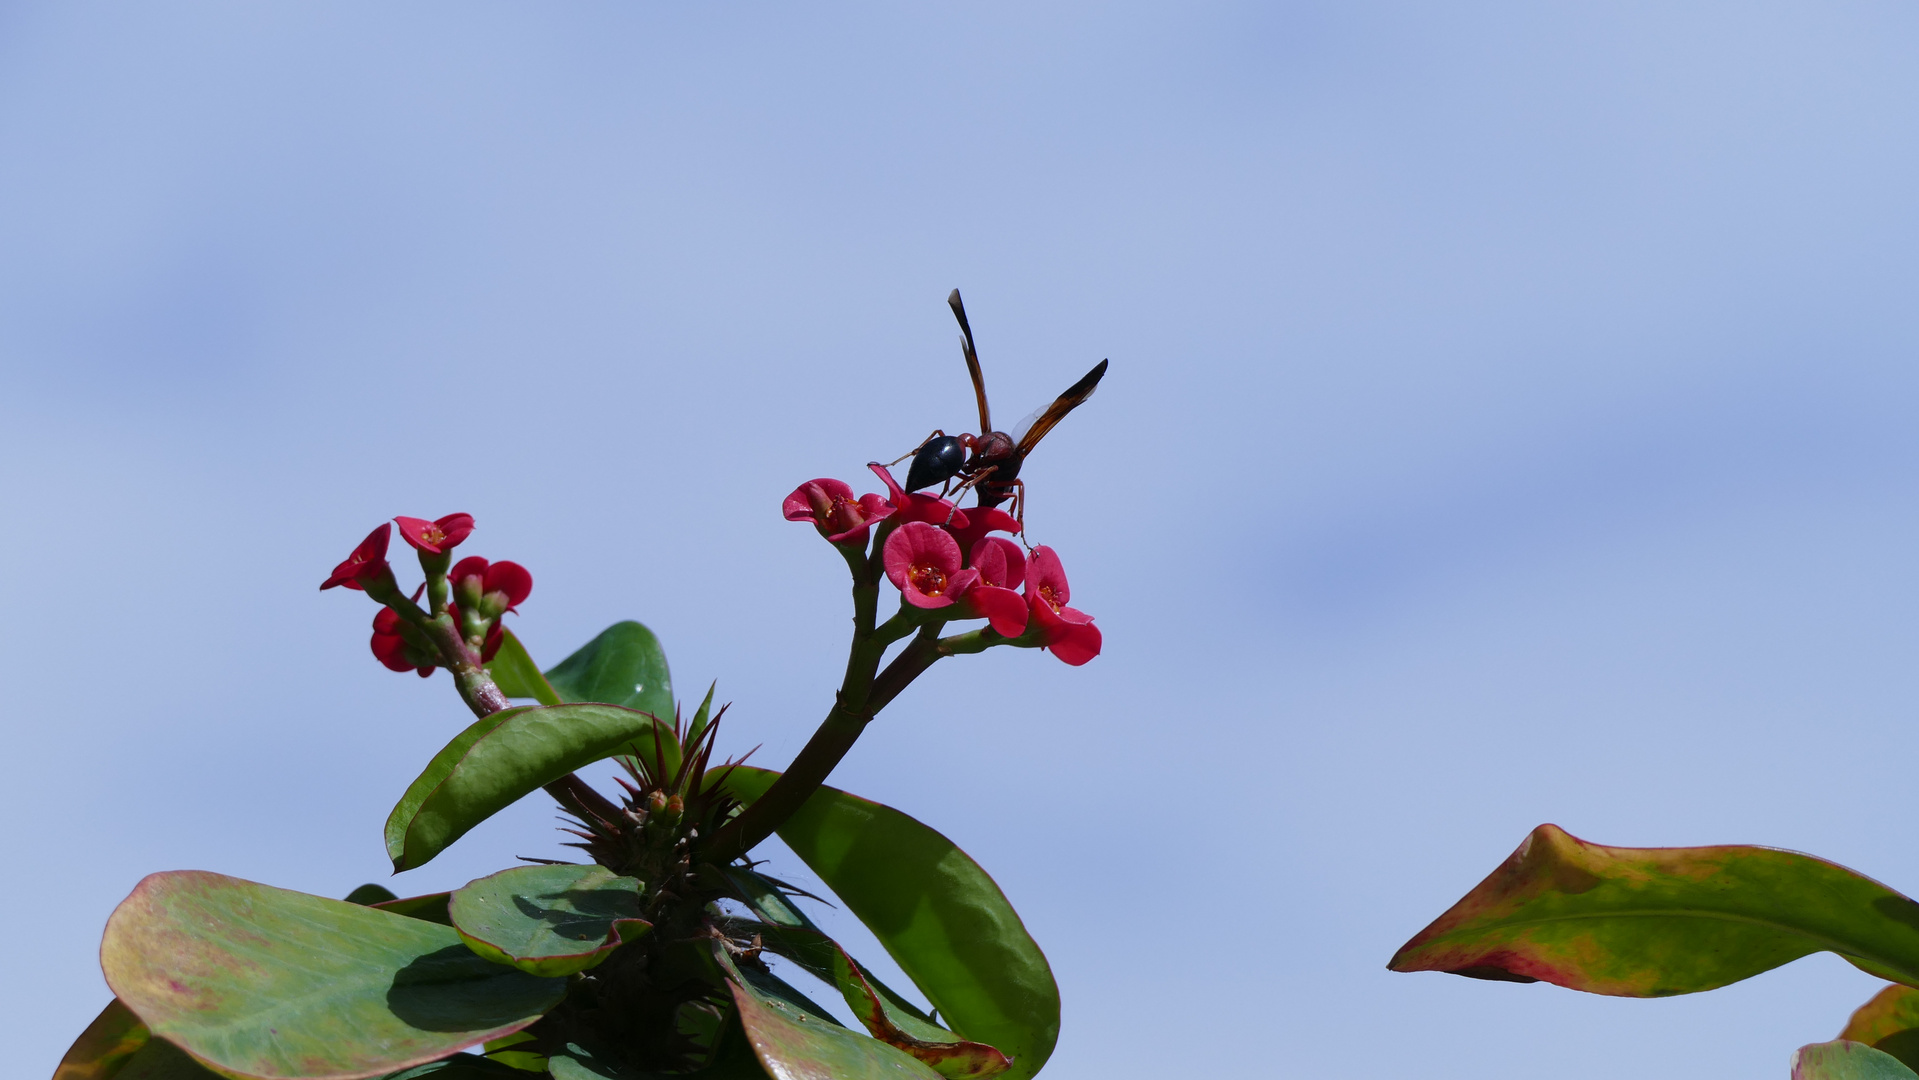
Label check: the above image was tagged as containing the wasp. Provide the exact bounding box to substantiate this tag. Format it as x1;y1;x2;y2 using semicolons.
896;289;1107;528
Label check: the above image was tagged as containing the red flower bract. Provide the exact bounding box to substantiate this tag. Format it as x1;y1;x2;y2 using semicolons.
321;524;392;591
969;536;1027;588
947;507;1020;555
395;513;475;555
370;606;432;678
867;463;968;530
483;561;533;611
1023;545;1101;665
448;556;532;615
883;522;979;609
951;535;1028;635
783;479;894;544
451;555;488;586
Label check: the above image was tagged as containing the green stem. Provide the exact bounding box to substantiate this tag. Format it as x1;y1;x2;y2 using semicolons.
371;567;599;816
704;538;944;864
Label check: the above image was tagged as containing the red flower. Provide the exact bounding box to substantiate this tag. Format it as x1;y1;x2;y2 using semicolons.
321;524;393;591
451;555;488;587
450;557;533;614
883;522;980;609
867;464;969;530
951;537;1029;636
371;606;433;678
970;536;1027;587
948;507;1021;556
1023;545;1101;665
395;513;475;555
783;479;895;544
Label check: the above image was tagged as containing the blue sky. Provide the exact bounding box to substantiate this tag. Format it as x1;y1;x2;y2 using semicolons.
5;2;1919;1076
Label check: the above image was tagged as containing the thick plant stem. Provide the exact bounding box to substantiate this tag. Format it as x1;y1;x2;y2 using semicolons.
704;541;943;864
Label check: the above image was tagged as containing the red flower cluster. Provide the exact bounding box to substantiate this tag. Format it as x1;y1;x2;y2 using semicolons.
783;467;1101;665
324;513;533;678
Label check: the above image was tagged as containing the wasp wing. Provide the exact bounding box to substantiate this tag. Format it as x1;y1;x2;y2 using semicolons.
1011;359;1108;454
947;289;993;435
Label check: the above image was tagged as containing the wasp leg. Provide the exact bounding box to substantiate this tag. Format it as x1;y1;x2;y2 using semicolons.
944;465;999;525
886;429;948;468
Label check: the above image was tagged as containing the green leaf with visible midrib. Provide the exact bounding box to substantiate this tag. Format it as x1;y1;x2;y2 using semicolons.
449;864;650;977
103;871;565;1080
385;703;678;871
718;767;1058;1080
1389;824;1919;996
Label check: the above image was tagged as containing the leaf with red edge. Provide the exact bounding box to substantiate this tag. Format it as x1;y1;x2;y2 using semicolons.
714;881;1010;1080
448;864;650;977
1389;824;1919;996
1794;1041;1919;1079
718;767;1058;1080
831;948;1011;1079
54;999;149;1080
712;941;940;1080
103;871;565;1080
1843;985;1919;1071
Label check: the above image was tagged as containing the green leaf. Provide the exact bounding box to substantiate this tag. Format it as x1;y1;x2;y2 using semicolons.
722;866;826;933
55;999;149;1080
347;884;401;905
545;1022;771;1080
713;941;941;1080
832;949;1011;1079
115;1038;224;1080
374;892;455;926
485;628;562;706
385;703;679;872
1389;824;1919;995
449;864;651;977
717;909;1008;1080
1794;1041;1919;1079
1843;984;1919;1071
103;871;567;1080
718;768;1059;1080
544;621;673;719
543;621;677;779
380;1055;530;1078
684;681;718;753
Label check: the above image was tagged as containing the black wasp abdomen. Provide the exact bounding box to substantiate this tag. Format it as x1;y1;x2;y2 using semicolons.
904;435;967;492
